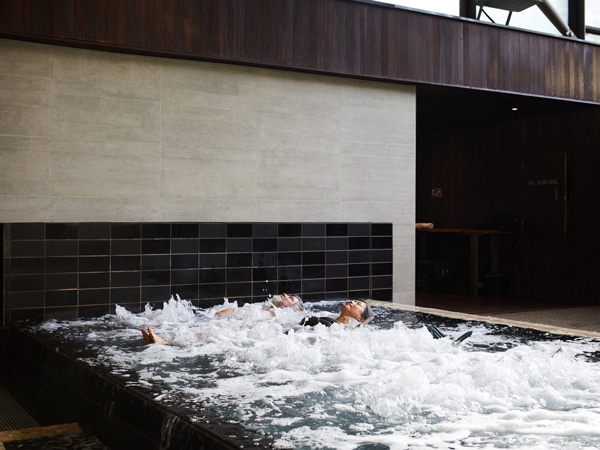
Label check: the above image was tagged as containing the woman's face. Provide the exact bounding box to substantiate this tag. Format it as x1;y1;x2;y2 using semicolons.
341;300;367;322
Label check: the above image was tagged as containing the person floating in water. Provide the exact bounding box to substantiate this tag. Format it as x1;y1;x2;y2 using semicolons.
215;293;304;317
299;300;374;328
141;293;304;344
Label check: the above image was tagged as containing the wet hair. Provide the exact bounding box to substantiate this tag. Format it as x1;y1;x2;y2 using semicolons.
271;294;304;312
359;301;374;326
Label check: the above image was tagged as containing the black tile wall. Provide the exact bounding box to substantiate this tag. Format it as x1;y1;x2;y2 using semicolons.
2;222;393;322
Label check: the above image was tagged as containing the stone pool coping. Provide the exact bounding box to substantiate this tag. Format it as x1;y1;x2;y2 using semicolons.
370;300;600;339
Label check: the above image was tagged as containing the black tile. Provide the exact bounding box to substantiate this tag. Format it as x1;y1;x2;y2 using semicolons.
278;265;301;280
142;286;172;302
46;290;77;307
252;267;278;282
349;236;370;250
142;239;170;254
200;253;226;269
372;249;393;263
171;269;198;285
111;271;140;287
372;236;392;250
80;272;110;289
142;270;170;286
45;307;78;321
348;289;370;299
79;289;110;305
10;274;44;291
226;267;252;282
199;238;226;253
79;256;110;272
228;238;252;252
10;308;44;322
142;223;170;239
303;223;325;236
10;257;44;274
227;223;252;238
278;252;301;266
349;277;369;290
326;278;348;292
279;237;301;252
253;223;277;237
349;223;370;236
79;240;110;256
111;255;141;271
200;223;226;238
227;253;252;267
10;241;44;257
199;268;226;284
45;273;77;290
302;279;325;293
303;251;325;265
172;254;198;269
326;265;347;278
9;223;44;240
326;251;347;264
111;223;141;239
172;239;198;254
79;304;111;316
110;287;141;303
372;223;392;236
172;223;199;238
253;238;277;252
8;291;44;308
79;223;110;239
111;239;141;255
46;257;77;273
142;254;170;270
326;237;348;251
349;250;370;263
253;252;277;267
227;282;252;297
372;275;393;289
277;280;301;295
278;223;301;237
172;284;199;300
303;265;324;279
349;263;370;277
200;283;226;299
45;240;78;256
326;223;348;236
372;289;393;301
46;223;78;239
372;262;393;276
303;237;325;251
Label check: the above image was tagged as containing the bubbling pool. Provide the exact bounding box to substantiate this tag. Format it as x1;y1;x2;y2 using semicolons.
37;297;600;450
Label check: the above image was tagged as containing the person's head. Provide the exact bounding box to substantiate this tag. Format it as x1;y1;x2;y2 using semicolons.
340;300;373;325
271;293;304;312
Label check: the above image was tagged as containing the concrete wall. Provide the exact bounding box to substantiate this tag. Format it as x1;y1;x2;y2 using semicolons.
0;38;416;305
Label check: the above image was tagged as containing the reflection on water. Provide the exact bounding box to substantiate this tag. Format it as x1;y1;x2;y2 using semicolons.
36;297;600;450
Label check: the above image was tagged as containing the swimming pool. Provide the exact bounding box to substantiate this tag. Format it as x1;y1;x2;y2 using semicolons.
33;297;600;450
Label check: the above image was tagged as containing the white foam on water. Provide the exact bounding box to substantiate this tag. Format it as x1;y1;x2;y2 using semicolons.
37;297;600;450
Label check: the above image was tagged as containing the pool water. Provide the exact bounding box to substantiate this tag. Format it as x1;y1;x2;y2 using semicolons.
36;297;600;450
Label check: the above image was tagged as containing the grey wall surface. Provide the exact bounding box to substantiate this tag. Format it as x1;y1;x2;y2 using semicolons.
0;38;416;305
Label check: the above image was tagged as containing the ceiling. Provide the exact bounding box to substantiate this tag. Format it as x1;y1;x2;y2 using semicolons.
417;84;594;131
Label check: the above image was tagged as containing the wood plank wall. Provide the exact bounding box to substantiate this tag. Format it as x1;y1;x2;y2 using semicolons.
1;0;599;105
418;106;600;303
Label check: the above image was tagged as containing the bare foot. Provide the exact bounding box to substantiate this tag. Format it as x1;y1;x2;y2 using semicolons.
141;326;169;344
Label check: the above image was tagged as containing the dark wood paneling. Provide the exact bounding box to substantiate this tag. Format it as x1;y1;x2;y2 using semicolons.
1;0;599;104
418;106;600;303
